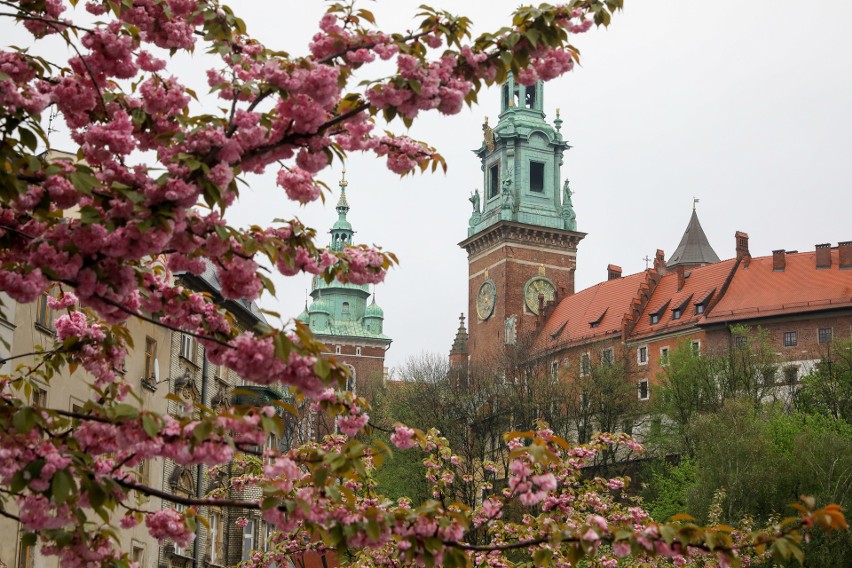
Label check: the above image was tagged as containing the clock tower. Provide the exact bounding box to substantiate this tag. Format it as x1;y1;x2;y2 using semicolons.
460;76;585;365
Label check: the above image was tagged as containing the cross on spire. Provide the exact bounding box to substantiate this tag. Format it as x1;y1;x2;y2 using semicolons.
643;255;652;269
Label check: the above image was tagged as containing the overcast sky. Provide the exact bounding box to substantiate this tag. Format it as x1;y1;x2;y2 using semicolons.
7;1;852;373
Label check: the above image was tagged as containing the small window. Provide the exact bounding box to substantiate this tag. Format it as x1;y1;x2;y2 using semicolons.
735;335;747;348
672;308;682;320
580;353;591;376
691;340;701;355
35;292;51;330
179;334;196;362
695;303;705;314
31;387;47;407
18;530;34;568
638;379;649;401
144;337;157;381
660;347;669;366
638;346;648;365
135;458;149;485
173;503;188;556
819;328;833;345
488;163;500;199
356;347;361;356
525;85;536;108
335;345;341;355
590;321;599;329
209;511;224;566
241;519;255;561
650;313;660;325
601;348;614;365
342;302;350;314
131;545;145;568
550;361;559;382
783;331;797;347
529;161;545;193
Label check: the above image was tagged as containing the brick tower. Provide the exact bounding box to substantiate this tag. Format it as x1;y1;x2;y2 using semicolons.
459;76;585;365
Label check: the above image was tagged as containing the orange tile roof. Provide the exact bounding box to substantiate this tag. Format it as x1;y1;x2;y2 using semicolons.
537;271;649;352
630;259;736;339
704;249;852;323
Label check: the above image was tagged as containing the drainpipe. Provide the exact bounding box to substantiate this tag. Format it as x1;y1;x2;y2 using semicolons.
193;347;209;568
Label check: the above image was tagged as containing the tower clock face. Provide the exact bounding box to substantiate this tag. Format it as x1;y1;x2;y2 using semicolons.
524;277;556;315
476;280;497;320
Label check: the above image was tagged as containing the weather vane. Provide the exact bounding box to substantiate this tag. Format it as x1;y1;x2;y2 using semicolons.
693;196;700;211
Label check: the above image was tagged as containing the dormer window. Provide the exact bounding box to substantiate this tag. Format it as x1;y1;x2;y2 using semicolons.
650;313;660;325
672;308;682;320
695;303;705;314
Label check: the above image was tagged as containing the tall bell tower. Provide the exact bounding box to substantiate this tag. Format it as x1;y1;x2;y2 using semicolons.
460;76;585;365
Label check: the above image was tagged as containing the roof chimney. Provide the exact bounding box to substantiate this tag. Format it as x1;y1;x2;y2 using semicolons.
676;265;686;292
772;249;786;272
607;264;622;281
839;241;852;269
735;231;750;261
815;243;832;269
654;249;667;275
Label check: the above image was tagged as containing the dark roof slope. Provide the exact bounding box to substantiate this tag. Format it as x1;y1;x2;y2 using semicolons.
667;210;720;268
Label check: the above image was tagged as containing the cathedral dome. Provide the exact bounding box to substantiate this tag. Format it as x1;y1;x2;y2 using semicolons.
308;296;331;314
296;303;310;323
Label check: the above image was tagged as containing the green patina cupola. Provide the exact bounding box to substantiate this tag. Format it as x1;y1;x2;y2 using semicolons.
467;75;577;237
301;174;392;346
330;171;354;251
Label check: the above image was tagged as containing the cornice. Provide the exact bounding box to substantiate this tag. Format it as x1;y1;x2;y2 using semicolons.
459;221;586;259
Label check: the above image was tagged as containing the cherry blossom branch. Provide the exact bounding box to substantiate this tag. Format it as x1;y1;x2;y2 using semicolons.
115;478;261;509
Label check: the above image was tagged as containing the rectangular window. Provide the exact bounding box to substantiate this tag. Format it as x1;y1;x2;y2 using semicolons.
638;346;648;365
35;292;51;330
179;334;196;362
135;458;149;485
31;387;47;407
638;379;649;401
550;361;559;382
529;161;545;192
695;303;705;314
660;347;669;366
784;331;798;347
356;347;361;356
650;313;660;325
242;519;255;562
580;353;591;376
144;337;157;381
783;365;799;384
601;348;614;364
735;335;747;348
819;328;833;345
131;544;145;568
691;340;701;355
209;511;224;565
672;308;682;320
174;503;187;556
488;163;499;199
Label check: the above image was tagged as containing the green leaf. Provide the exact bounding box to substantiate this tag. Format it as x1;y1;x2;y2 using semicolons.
13;406;38;434
51;469;75;504
314;358;331;380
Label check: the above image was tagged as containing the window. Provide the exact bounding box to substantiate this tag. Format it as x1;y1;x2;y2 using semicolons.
35;292;51;330
209;510;224;565
18;534;34;568
650;313;660;325
529;161;545;193
135;458;149;485
589;321;599;329
783;365;799;384
179;333;196;362
735;335;747;348
638;346;648;365
672;308;682;320
335;345;341;354
342;302;350;314
660;347;669;366
783;331;798;347
31;387;47;407
695;303;705;314
550;361;559;382
601;348;614;365
131;543;145;568
580;353;591;376
346;365;356;393
819;328;833;345
355;347;361;356
691;340;701;355
242;519;256;561
638;379;649;401
173;503;188;556
144;337;157;381
488;163;499;199
525;85;536;108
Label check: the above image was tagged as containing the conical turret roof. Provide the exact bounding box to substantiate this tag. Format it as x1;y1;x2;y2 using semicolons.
450;313;468;355
667;209;720;268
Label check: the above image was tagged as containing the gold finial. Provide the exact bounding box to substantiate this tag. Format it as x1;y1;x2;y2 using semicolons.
340;168;348;188
484;116;488;125
556;108;561;117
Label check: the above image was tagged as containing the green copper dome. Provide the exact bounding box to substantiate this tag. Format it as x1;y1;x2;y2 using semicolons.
296;302;310;323
308;296;331;314
364;296;384;319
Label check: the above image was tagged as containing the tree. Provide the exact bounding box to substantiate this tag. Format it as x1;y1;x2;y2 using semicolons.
0;0;845;566
796;338;852;422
